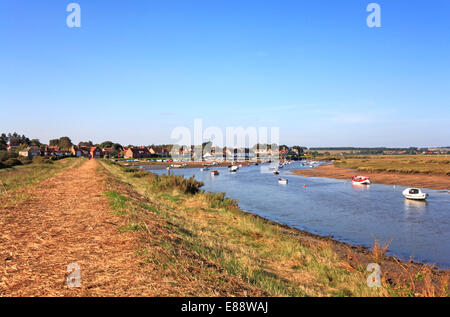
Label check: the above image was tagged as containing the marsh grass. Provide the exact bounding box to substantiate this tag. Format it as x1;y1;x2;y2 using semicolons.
334;155;450;175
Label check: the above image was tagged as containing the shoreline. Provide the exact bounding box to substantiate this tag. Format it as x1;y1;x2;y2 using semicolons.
291;164;450;191
131;162;450;272
239;208;450;272
132;161;450;270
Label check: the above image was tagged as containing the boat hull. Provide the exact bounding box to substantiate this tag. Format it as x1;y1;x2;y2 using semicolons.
352;179;371;185
352;176;371;185
403;193;428;200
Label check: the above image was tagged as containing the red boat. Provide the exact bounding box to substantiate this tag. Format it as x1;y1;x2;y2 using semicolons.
352;175;371;185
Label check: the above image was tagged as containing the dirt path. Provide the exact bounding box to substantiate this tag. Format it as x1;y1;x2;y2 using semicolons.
291;165;450;191
0;159;158;296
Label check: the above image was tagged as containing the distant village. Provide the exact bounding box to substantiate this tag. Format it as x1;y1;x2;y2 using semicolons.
1;132;448;169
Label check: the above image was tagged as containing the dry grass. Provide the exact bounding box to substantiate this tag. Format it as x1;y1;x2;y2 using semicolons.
0;157;83;195
372;237;393;264
0;159;170;297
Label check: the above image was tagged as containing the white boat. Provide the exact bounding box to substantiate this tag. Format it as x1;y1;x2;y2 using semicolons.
402;188;428;200
200;167;210;171
352;175;371;185
278;178;288;185
229;165;239;172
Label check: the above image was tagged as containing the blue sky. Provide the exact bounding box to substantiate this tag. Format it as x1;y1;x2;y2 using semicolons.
1;0;449;147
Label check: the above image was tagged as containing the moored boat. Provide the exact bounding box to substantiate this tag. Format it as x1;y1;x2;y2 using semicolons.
211;170;220;176
402;188;428;200
352;175;371;185
278;178;288;185
229;165;239;172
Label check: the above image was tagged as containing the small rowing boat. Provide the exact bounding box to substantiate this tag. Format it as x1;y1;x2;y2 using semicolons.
278;178;288;185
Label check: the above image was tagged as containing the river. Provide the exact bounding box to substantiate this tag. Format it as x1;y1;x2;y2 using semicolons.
144;162;450;269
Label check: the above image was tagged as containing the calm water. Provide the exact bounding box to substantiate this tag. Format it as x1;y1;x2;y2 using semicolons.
146;163;450;268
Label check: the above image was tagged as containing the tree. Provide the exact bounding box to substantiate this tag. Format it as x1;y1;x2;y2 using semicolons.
59;137;72;150
0;133;7;151
291;146;304;157
112;143;122;151
100;141;114;148
49;139;59;147
78;141;93;147
7;132;30;146
30;139;41;146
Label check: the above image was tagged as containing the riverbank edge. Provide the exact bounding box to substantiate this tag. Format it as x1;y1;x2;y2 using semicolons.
102;160;449;296
290;165;450;191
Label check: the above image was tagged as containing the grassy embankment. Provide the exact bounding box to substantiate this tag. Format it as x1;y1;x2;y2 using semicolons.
0;157;84;195
98;160;448;297
333;155;450;176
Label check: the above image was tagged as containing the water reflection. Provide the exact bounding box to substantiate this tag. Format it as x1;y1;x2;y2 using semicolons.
404;199;428;212
352;183;371;191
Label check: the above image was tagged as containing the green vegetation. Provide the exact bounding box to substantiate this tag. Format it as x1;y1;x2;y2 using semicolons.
49;136;73;150
334;155;450;175
0;157;84;194
99;159;400;297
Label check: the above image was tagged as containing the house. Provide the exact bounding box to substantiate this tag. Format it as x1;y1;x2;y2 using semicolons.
7;143;19;153
18;146;41;159
149;146;170;157
43;146;59;156
90;146;102;158
102;147;114;158
71;145;82;157
137;146;151;158
124;147;140;159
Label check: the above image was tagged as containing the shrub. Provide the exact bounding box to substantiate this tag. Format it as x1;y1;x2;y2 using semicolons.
132;171;148;178
124;167;139;173
18;157;32;165
0;151;17;162
4;158;22;167
144;172;204;195
202;191;239;209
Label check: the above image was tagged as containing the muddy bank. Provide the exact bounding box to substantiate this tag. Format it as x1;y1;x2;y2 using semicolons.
291;165;450;191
